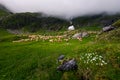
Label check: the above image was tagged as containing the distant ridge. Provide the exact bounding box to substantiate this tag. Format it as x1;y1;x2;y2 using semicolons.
0;5;120;31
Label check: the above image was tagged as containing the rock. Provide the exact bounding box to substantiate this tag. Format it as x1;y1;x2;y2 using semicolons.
57;59;78;71
102;25;115;32
82;32;88;37
72;32;88;39
58;55;65;61
68;25;75;31
72;33;82;39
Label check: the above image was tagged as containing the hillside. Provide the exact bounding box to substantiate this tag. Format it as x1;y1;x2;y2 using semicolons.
0;12;120;32
0;4;10;17
0;5;120;32
0;13;69;32
0;5;120;31
97;19;120;43
72;13;120;27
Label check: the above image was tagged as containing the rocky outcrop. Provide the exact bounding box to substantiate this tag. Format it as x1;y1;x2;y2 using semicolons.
72;32;88;39
102;25;115;32
57;59;78;71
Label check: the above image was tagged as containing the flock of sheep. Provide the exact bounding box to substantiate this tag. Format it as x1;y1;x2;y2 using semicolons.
12;30;98;43
12;34;82;43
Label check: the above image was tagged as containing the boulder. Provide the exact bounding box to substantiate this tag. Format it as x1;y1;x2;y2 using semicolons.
57;59;78;71
82;32;88;37
72;32;88;39
102;25;115;32
72;33;82;39
58;55;65;62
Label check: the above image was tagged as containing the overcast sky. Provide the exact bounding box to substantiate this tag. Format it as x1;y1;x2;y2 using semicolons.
0;0;120;19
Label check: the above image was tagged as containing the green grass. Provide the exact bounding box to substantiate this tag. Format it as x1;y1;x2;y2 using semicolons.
78;26;101;31
0;28;120;80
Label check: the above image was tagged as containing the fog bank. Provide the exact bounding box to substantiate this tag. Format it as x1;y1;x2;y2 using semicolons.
0;0;120;19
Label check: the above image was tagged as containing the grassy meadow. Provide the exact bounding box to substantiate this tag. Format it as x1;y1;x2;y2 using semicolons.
0;27;120;80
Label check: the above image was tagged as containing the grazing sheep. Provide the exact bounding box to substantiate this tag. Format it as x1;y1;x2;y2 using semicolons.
49;39;54;42
64;39;69;42
77;37;82;41
24;39;30;41
12;41;21;43
58;38;62;42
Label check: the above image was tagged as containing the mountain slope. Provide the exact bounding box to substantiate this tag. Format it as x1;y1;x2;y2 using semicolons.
0;8;120;32
0;4;10;17
72;13;120;27
0;13;69;32
97;19;120;43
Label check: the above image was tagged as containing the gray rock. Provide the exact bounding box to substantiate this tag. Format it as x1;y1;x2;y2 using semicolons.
58;55;65;61
72;33;82;39
57;59;78;71
72;32;88;39
82;32;88;37
102;25;115;32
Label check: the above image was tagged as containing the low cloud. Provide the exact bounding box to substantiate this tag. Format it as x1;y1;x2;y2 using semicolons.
0;0;120;19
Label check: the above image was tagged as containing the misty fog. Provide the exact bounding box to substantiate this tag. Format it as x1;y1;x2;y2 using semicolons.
0;0;120;19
